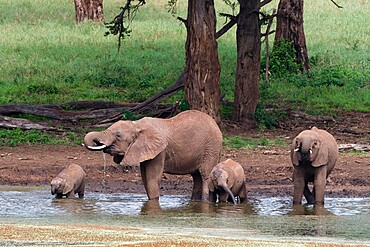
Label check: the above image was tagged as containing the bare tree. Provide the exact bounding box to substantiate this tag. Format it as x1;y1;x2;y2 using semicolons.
185;0;221;123
74;0;104;24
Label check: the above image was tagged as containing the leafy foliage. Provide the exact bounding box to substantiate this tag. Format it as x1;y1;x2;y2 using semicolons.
254;105;281;129
269;39;301;77
104;0;146;52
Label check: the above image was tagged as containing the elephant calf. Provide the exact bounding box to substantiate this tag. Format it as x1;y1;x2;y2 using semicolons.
50;164;86;199
208;159;247;204
291;127;339;205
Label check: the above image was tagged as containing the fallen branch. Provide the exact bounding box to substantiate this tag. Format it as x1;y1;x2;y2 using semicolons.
43;100;132;110
0;104;123;122
129;71;185;113
338;144;370;152
0;116;63;132
340;128;364;136
289;111;336;122
0;101;181;132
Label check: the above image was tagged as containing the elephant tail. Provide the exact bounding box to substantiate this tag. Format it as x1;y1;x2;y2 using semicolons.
221;185;236;204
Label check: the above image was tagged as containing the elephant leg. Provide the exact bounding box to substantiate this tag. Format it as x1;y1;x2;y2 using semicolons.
219;192;229;203
66;191;75;199
238;182;248;204
303;183;315;204
209;191;217;203
140;154;165;200
293;168;305;205
198;157;219;201
191;171;203;201
78;190;84;199
78;185;85;199
314;166;327;205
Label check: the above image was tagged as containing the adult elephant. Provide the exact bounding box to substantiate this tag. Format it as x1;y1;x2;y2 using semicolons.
84;110;223;201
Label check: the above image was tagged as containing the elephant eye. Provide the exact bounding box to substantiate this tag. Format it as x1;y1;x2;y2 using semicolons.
116;132;122;139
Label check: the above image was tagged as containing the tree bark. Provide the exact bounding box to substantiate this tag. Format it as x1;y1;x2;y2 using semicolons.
74;0;104;24
274;0;310;70
185;0;221;124
232;0;260;125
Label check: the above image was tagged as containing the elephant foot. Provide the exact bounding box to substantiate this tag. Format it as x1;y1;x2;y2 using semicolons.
191;192;204;201
315;201;324;206
293;200;302;205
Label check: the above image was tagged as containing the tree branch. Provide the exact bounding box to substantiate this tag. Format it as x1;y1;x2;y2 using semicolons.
259;0;273;9
0;115;63;132
330;0;343;8
216;14;238;39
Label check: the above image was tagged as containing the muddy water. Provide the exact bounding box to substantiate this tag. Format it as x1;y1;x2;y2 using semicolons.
0;186;370;245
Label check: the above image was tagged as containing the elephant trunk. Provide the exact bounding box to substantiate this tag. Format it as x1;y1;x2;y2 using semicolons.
300;142;312;161
220;184;236;204
83;131;108;151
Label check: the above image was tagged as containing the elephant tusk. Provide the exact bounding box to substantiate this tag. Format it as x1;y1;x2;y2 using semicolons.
87;145;107;151
309;149;313;154
294;148;299;152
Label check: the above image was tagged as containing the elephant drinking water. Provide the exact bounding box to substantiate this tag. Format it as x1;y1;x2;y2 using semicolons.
83;110;223;201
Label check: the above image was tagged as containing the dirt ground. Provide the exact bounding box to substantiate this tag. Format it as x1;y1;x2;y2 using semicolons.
0;111;369;199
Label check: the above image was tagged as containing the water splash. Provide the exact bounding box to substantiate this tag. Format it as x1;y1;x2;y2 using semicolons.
100;152;108;188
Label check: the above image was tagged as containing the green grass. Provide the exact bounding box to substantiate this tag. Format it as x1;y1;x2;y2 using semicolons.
223;135;287;149
0;0;369;146
0;129;82;146
259;0;370;115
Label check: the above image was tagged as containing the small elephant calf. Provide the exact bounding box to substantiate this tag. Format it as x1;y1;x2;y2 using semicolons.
291;127;338;205
208;159;247;204
50;164;86;199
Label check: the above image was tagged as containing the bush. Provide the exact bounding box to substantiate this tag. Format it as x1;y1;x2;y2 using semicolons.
269;39;301;78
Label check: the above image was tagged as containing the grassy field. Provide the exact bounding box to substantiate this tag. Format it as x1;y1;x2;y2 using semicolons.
0;0;369;125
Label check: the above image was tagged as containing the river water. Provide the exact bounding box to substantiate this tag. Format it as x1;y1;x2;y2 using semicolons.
0;186;369;245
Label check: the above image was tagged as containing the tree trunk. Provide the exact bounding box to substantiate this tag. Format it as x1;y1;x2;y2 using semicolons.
232;0;260;125
185;0;221;124
274;0;310;70
74;0;104;24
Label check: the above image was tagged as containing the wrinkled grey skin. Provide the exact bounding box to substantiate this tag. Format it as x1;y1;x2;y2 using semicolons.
50;164;86;199
291;127;338;205
208;159;247;204
84;110;223;201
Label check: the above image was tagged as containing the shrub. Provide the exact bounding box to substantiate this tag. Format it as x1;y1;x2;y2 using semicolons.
269;39;301;78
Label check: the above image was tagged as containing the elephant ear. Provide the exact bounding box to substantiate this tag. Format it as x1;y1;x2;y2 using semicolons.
291;137;300;166
62;179;74;195
123;122;168;166
312;138;329;167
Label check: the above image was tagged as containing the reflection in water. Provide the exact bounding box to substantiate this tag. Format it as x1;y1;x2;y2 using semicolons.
51;198;99;214
140;200;256;216
290;204;332;216
0;188;370;243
